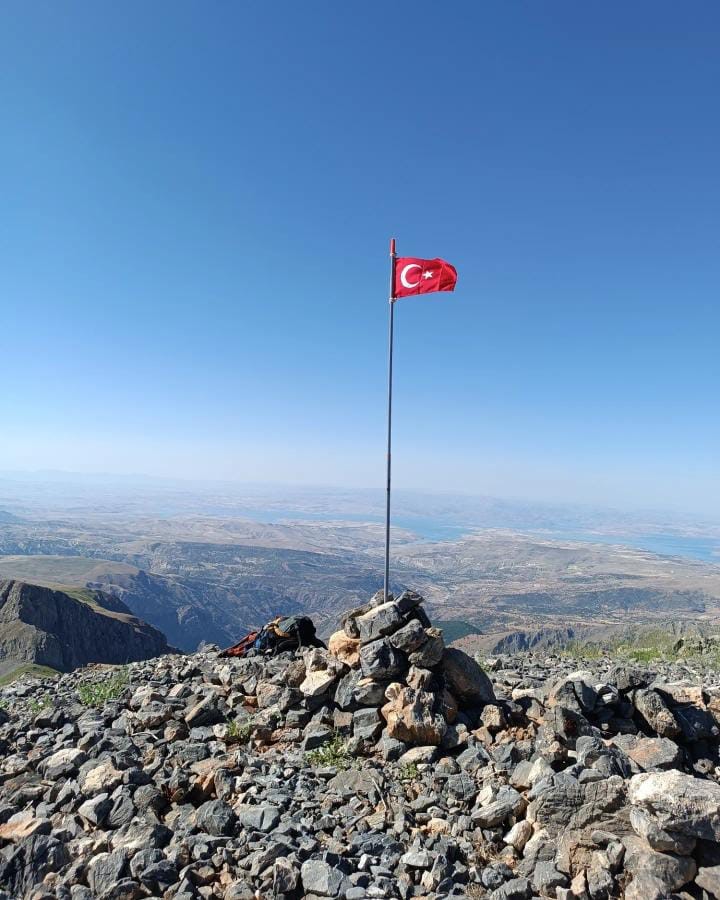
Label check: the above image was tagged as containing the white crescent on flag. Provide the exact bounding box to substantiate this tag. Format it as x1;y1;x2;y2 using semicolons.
400;263;422;289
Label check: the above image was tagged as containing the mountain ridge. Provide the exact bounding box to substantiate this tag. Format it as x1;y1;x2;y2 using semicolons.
0;579;175;678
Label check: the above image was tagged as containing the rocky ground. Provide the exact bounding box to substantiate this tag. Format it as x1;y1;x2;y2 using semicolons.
1;590;720;899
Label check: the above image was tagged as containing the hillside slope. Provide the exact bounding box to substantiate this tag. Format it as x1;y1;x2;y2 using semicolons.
0;579;174;677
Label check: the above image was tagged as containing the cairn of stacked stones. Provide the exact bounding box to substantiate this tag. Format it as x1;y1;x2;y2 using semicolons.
319;589;495;756
1;590;720;899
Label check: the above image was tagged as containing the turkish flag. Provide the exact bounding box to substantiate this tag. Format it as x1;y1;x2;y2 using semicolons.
394;256;457;298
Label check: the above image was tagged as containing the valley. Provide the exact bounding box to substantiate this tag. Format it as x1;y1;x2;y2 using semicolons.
1;478;720;655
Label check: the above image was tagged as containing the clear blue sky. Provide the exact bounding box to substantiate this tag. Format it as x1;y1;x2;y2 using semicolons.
2;2;719;512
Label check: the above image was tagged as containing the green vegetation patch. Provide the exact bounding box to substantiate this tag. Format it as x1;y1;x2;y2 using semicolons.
0;664;59;688
226;716;255;743
305;733;353;769
561;626;720;669
77;667;130;707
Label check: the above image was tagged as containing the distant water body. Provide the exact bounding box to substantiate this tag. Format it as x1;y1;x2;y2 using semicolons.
219;507;468;542
526;530;720;564
218;507;720;563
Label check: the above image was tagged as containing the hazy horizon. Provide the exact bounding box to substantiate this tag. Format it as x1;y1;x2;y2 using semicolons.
2;465;720;527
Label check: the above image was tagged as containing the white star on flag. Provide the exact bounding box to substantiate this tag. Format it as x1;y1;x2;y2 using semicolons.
422;270;433;279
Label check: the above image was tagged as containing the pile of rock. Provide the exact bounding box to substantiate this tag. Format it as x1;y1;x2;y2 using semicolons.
210;590;495;762
1;591;720;900
309;590;495;755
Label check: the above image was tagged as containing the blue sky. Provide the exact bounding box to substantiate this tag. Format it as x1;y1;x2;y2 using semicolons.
2;2;719;512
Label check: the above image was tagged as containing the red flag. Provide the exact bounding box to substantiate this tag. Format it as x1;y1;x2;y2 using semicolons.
393;256;457;299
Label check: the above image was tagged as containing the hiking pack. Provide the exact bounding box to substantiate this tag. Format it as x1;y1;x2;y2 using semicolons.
219;614;325;658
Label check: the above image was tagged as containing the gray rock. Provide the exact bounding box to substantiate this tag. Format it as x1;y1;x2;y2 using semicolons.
489;877;532;899
612;734;682;771
401;848;432;867
471;788;524;827
195;799;237;836
623;835;697;892
408;628;445;668
88;850;128;896
359;639;406;679
352;707;382;741
184;694;224;727
696;865;720;898
624;872;671;900
40;747;87;779
388;619;427;653
236;803;281;832
273;857;300;893
0;835;69;898
533;861;567;894
300;858;345;896
356;602;404;644
629;807;696;854
78;792;112;826
303;724;334;750
633;689;680;738
139;860;179;889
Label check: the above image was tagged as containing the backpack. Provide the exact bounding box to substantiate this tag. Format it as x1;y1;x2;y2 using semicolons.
270;615;324;652
218;614;325;659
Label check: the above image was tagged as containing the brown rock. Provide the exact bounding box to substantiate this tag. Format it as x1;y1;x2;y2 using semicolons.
328;630;361;668
381;682;447;746
0;817;51;842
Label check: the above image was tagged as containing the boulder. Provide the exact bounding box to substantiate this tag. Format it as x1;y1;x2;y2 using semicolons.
628;770;720;841
440;648;495;706
381;683;447;746
633;689;680;738
359;638;406;679
408;628;445;667
388;619;427;653
299;669;338;697
619;735;683;772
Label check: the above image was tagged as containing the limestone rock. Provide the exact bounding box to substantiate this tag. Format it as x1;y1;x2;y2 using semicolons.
629;770;720;841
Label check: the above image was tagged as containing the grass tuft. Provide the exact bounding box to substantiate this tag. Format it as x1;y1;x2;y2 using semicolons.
305;733;353;769
399;762;419;780
77;667;130;707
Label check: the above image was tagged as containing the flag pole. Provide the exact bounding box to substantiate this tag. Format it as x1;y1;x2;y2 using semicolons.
384;237;397;602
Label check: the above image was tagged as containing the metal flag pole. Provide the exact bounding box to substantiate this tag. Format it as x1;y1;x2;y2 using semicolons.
384;237;397;602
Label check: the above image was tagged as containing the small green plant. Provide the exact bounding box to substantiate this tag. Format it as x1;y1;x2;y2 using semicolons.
28;695;51;714
305;734;352;769
226;717;254;743
399;762;419;780
77;667;129;707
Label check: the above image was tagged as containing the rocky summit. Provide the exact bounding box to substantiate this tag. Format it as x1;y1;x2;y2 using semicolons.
1;590;720;900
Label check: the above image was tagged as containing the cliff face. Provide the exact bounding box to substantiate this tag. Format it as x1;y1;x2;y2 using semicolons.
0;580;173;674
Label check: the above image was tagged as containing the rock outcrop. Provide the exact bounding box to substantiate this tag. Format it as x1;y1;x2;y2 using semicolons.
0;589;719;899
0;579;174;677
